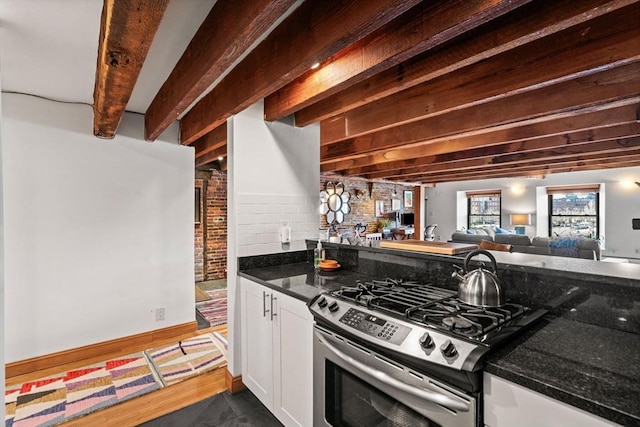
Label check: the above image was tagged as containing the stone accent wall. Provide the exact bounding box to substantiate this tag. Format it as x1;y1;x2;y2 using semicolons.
195;170;227;282
320;173;415;233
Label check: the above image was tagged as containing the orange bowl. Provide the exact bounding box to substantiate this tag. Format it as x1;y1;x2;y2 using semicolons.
319;259;338;267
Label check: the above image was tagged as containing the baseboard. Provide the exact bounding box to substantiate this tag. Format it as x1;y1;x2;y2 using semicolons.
225;368;245;394
6;321;198;379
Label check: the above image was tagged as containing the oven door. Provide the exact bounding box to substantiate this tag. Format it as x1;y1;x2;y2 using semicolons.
313;325;477;427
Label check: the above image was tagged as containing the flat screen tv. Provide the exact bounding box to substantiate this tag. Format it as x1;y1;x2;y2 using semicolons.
400;213;414;226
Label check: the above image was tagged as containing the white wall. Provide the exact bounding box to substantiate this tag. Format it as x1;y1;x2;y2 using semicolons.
2;93;195;362
226;100;320;376
425;167;640;259
1;76;6;422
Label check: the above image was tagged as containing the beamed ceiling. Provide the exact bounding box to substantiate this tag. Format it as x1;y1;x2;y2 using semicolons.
93;0;640;185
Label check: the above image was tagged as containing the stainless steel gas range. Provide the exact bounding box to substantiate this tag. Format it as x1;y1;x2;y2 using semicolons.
309;278;547;427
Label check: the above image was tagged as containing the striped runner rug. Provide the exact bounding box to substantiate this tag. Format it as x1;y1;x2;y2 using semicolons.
144;333;227;387
5;352;162;427
195;289;227;327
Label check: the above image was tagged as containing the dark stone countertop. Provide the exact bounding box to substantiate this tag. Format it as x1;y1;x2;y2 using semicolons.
485;293;640;426
238;261;369;302
238;248;640;426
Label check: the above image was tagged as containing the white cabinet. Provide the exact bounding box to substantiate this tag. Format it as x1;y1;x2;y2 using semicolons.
240;277;313;427
484;373;621;427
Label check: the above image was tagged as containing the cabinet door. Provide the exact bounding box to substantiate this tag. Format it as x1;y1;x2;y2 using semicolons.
272;290;313;427
484;373;620;427
240;278;274;409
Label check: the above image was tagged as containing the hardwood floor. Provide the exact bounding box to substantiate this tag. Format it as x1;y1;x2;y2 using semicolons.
6;324;229;427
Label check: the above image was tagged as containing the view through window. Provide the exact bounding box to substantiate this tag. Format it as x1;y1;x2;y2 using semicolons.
468;191;501;229
548;186;600;238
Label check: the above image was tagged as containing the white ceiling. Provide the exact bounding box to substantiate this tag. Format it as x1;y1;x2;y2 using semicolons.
0;0;216;113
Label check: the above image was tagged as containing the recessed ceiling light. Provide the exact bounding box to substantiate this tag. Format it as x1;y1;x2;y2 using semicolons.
218;156;224;161
310;62;320;69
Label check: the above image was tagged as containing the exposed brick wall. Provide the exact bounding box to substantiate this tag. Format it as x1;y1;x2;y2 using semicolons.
195;170;227;282
195;178;205;282
320;173;415;233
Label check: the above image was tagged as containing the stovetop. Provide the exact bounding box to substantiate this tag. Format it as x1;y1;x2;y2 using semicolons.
334;279;528;341
309;278;547;372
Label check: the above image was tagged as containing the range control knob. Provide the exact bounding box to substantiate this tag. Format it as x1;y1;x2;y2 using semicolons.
440;339;457;358
328;301;340;313
317;296;328;308
419;332;434;350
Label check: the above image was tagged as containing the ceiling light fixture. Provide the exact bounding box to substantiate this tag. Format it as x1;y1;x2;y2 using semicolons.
310;62;320;69
218;156;224;161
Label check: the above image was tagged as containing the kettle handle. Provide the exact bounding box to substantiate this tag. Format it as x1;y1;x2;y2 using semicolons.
464;249;497;273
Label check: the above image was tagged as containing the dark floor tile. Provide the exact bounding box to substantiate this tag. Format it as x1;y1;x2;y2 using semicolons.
139;390;282;427
196;309;210;330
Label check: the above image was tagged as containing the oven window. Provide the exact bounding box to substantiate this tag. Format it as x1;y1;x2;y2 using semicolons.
325;360;441;427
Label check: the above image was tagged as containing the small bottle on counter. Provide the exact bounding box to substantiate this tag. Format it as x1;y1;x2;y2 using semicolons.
314;240;324;268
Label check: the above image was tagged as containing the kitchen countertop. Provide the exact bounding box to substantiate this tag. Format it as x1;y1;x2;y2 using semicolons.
239;259;640;426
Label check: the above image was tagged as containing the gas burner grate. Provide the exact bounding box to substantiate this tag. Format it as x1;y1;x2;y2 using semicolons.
407;299;526;338
331;278;431;307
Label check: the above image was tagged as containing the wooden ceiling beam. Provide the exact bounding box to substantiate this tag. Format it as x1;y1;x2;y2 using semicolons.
295;0;638;126
413;159;640;184
93;0;169;139
179;0;421;146
322;104;640;171
264;0;531;121
321;63;640;161
404;153;640;183
342;123;640;177
144;0;297;141
193;124;227;159
321;8;640;144
365;137;640;180
196;145;228;168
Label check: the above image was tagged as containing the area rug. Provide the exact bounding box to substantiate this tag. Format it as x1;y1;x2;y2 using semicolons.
211;331;228;362
144;333;227;387
4;352;162;427
195;285;212;303
195;289;227;326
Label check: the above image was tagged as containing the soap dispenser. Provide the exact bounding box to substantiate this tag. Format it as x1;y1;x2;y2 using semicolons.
314;240;324;268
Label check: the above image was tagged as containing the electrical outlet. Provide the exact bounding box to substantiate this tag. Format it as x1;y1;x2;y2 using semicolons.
281;226;291;243
155;307;165;321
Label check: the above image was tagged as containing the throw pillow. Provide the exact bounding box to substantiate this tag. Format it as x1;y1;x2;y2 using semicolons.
484;227;496;238
495;227;514;234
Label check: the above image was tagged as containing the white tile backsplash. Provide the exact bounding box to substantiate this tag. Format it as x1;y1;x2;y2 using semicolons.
237;192;318;256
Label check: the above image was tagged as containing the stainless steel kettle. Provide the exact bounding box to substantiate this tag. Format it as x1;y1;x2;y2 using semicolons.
452;249;505;307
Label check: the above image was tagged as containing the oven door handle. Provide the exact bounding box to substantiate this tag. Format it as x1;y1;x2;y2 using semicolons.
317;331;470;413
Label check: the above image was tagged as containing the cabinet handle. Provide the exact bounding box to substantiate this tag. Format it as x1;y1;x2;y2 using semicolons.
263;291;269;317
270;294;277;321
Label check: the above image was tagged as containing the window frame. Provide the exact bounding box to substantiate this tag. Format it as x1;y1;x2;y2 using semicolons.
467;190;502;230
547;185;600;238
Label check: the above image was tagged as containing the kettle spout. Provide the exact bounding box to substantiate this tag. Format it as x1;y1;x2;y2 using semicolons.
451;265;465;282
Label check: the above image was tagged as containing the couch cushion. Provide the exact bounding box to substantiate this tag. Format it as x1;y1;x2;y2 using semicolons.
451;232;493;243
494;234;532;246
531;236;552;247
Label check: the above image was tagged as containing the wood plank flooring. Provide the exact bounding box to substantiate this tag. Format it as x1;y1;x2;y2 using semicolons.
6;324;229;427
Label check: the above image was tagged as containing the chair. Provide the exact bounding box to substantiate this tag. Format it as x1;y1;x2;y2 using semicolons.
424;224;437;241
365;232;382;241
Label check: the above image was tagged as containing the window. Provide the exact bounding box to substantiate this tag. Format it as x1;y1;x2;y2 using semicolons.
467;190;501;229
547;185;600;238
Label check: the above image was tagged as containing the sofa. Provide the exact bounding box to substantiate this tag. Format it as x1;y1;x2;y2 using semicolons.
450;231;601;260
